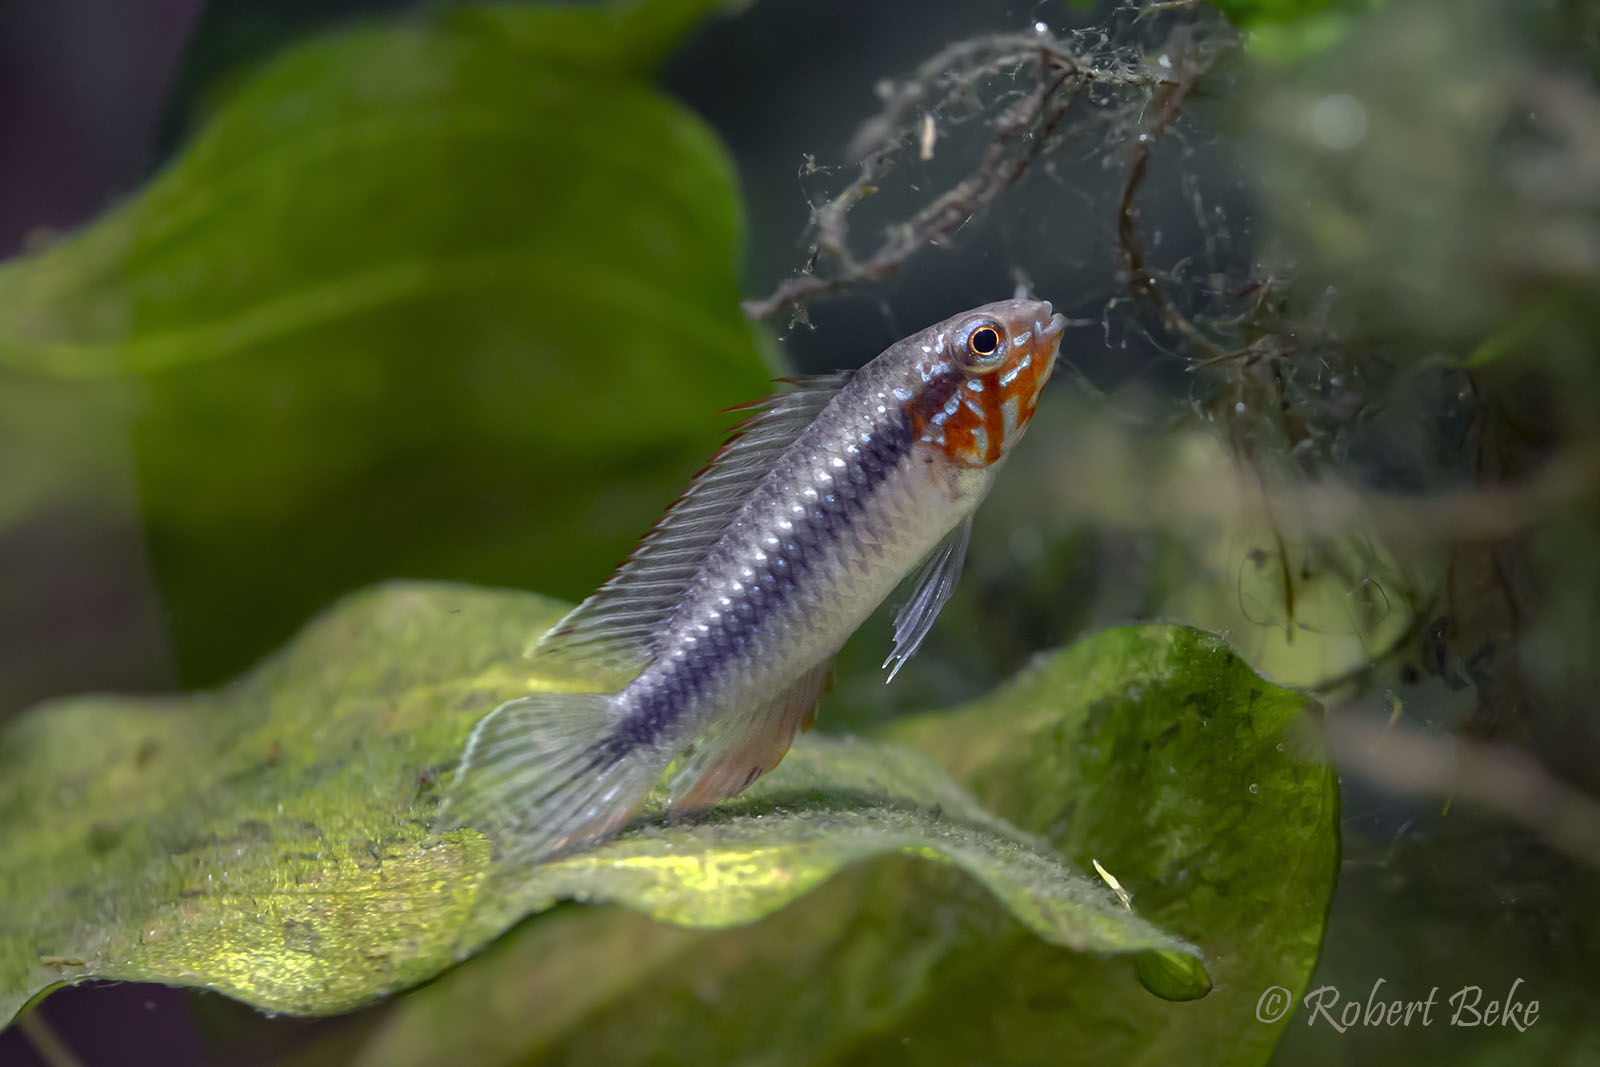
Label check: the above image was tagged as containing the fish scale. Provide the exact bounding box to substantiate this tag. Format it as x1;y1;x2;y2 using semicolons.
444;297;1065;862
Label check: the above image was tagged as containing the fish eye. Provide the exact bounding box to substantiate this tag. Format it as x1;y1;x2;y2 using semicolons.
958;320;1005;368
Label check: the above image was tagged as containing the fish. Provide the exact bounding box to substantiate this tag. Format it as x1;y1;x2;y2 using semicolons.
443;297;1066;862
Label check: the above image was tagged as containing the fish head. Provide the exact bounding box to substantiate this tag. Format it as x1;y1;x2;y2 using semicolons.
902;298;1065;469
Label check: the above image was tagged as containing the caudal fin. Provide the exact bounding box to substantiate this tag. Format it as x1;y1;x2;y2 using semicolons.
441;692;660;863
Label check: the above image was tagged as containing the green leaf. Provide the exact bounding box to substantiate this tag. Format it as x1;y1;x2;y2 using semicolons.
0;582;1209;1029
0;583;1338;1067
882;626;1339;1063
350;624;1336;1067
0;0;773;692
3;583;1334;1063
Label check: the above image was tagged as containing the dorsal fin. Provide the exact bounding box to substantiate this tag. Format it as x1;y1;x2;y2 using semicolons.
529;372;855;690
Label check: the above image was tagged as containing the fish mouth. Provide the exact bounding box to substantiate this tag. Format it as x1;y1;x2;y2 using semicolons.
1039;303;1066;341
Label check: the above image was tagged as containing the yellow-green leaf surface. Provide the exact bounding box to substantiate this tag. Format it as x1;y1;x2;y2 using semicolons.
0;0;773;699
335;621;1338;1067
1;582;1196;1027
2;584;1336;1066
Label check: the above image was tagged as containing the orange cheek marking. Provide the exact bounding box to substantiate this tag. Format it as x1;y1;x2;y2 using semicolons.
909;343;1054;468
980;387;1005;463
1002;349;1047;427
909;375;1005;468
942;393;1003;466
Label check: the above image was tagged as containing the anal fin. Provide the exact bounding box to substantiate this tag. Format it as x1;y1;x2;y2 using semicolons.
801;664;835;733
670;660;833;811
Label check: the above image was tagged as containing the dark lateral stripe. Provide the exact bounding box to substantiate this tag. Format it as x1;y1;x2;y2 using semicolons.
607;406;915;752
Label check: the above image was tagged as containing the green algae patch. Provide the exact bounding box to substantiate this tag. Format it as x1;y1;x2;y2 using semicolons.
2;583;1220;1025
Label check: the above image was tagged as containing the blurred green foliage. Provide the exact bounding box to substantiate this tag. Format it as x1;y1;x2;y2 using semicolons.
1;583;1334;1065
1207;0;1600;1060
1059;0;1379;60
1207;0;1383;62
0;0;772;697
1210;0;1385;63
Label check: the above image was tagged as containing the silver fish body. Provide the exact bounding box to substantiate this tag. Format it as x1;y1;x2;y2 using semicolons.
445;298;1065;859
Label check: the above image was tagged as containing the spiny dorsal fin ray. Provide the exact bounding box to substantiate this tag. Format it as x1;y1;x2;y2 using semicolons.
529;372;856;690
883;516;972;683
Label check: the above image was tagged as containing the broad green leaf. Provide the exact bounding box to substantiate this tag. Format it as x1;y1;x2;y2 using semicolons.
340;622;1335;1067
0;592;1340;1067
0;582;1212;1031
0;0;773;696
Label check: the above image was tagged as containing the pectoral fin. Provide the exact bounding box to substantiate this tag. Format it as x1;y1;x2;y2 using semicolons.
882;516;972;682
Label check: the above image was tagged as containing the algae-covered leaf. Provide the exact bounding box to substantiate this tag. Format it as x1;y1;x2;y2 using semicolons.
193;615;1334;1067
0;0;773;696
881;625;1340;1064
0;582;1211;1028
